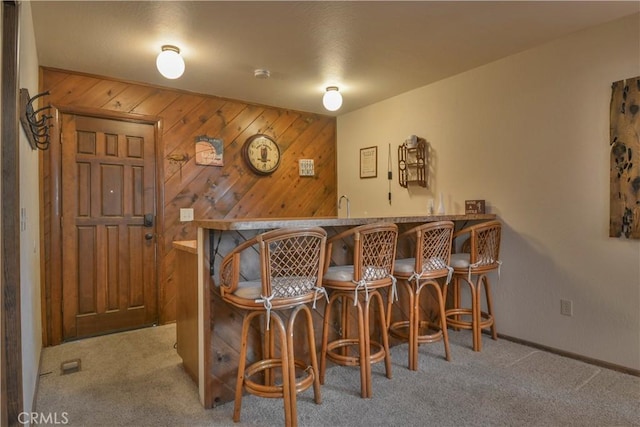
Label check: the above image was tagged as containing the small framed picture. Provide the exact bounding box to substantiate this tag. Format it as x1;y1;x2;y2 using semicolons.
360;146;377;179
195;135;224;166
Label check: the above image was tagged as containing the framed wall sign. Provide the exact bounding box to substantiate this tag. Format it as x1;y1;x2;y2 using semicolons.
360;146;377;178
195;135;224;166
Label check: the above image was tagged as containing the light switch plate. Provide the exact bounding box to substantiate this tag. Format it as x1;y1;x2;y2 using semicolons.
180;208;194;222
299;159;314;176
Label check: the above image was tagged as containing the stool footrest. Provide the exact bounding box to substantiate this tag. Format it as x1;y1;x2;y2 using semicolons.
244;358;315;398
446;308;494;330
325;338;386;366
416;320;445;344
389;320;445;344
388;320;411;341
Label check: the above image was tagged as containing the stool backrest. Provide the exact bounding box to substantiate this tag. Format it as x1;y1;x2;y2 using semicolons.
467;220;502;268
324;222;398;282
259;227;327;299
352;222;398;282
219;227;327;304
408;220;454;276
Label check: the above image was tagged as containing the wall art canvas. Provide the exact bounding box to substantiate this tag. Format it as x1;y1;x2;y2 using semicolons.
195;135;223;166
610;76;640;239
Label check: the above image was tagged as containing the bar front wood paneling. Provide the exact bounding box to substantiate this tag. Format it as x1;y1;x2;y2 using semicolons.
189;214;495;408
173;241;198;383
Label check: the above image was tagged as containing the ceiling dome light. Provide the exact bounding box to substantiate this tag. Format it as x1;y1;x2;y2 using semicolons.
156;45;185;79
254;69;271;79
322;86;343;111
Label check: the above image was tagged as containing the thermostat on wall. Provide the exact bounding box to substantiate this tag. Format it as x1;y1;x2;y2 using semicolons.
299;159;314;176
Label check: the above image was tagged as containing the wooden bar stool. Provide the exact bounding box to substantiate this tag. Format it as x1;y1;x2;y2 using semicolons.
443;220;502;352
319;222;398;398
389;221;454;370
219;227;327;427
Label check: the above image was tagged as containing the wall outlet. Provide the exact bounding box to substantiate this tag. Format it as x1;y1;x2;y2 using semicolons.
560;299;573;316
180;208;194;222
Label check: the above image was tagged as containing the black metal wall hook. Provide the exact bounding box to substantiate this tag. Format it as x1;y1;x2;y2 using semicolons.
20;88;52;150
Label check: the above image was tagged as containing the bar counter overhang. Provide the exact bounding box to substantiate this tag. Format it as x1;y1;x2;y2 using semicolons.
178;214;496;408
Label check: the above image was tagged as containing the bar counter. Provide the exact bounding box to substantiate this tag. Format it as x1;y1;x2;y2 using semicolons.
178;214;496;408
192;213;494;231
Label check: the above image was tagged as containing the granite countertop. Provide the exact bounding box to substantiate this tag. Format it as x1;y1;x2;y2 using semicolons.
192;214;496;231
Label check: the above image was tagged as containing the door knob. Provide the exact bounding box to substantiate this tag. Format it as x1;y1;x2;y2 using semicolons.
145;233;154;240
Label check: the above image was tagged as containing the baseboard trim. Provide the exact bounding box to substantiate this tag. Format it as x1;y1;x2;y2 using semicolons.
497;333;639;377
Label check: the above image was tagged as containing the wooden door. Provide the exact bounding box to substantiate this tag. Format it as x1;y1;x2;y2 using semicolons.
61;114;158;340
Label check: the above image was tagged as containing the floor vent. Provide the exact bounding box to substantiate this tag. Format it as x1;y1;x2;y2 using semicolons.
60;358;81;375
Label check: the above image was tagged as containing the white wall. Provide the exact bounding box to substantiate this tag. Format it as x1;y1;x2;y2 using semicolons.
338;13;640;370
18;1;43;414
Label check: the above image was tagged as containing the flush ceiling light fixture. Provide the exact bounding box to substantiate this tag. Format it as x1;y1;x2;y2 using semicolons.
254;69;271;79
156;45;185;79
322;86;343;111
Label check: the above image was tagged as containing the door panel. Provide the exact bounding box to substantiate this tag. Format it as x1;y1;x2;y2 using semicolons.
61;114;157;340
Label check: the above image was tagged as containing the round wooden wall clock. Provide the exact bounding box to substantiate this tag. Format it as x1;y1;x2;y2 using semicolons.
242;134;281;175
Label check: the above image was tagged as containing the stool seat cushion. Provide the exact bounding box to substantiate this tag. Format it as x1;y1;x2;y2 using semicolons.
271;276;318;298
324;265;389;282
324;265;355;282
234;277;319;300
450;253;471;269
394;257;449;274
234;280;261;299
393;258;415;274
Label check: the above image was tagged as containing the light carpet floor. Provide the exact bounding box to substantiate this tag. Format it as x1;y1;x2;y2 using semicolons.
36;324;639;426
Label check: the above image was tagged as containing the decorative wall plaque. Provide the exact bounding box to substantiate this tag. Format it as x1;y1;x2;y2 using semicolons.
465;200;486;214
195;135;223;166
610;76;640;239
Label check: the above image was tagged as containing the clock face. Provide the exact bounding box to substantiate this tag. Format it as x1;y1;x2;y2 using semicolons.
242;134;281;175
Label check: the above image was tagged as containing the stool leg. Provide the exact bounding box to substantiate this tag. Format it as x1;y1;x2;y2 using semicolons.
430;280;451;362
264;315;275;386
234;311;259;422
284;310;299;427
386;286;393;332
390;278;414;370
341;295;350;357
356;298;370;398
483;276;498;340
408;281;418;371
300;305;322;404
451;276;461;331
374;291;392;380
471;278;481;352
271;314;293;427
320;292;338;385
442;279;451;330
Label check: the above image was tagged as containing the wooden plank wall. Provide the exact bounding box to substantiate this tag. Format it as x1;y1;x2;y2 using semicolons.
41;67;337;329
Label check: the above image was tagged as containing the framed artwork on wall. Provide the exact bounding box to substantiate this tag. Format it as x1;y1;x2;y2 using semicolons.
360;146;377;178
610;76;640;239
195;135;224;166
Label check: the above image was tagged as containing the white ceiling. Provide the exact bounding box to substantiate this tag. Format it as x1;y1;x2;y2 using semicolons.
30;1;639;116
